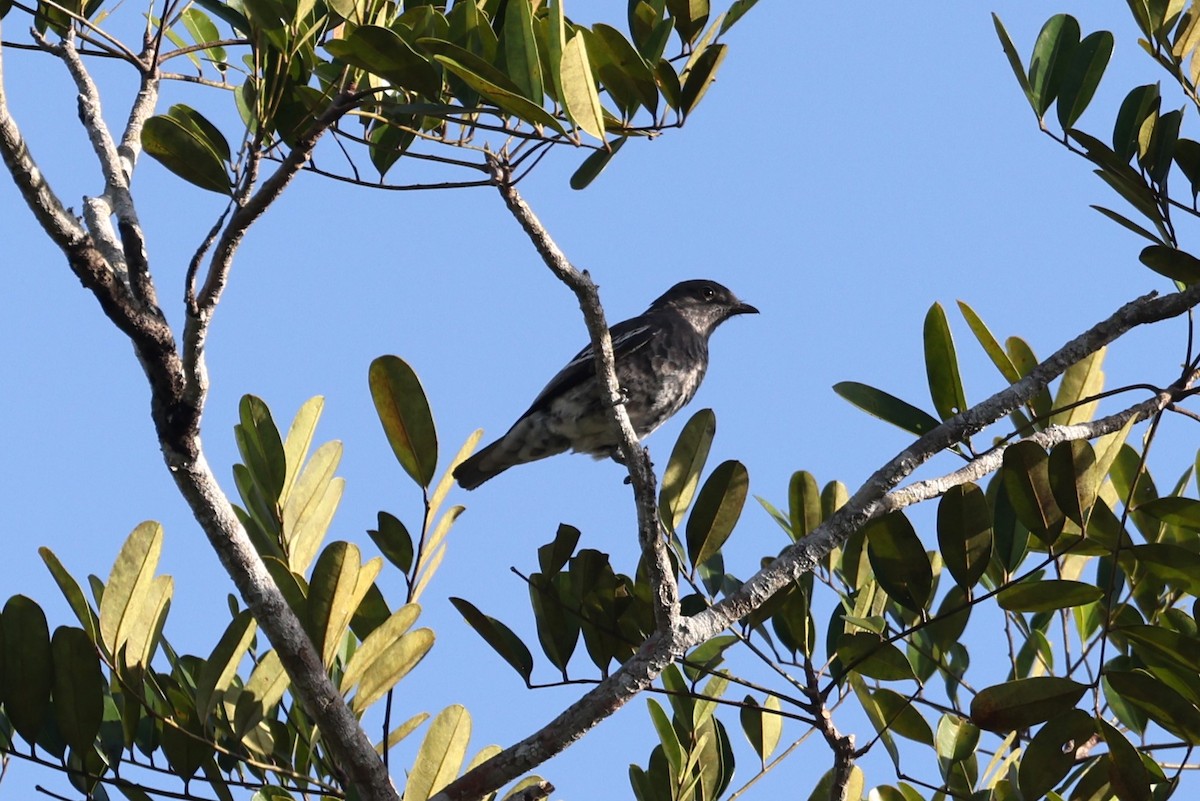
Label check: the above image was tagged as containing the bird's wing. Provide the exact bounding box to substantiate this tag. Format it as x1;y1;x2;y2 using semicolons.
520;316;658;418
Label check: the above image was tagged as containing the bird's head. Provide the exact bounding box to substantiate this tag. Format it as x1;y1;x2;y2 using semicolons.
648;280;759;337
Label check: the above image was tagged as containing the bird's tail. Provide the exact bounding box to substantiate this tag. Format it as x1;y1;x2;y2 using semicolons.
452;437;514;490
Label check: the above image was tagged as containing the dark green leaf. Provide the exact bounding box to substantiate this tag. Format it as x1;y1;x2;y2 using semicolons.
685;460;748;568
970;676;1087;732
1096;717;1151;801
957;300;1021;384
1090;205;1165;244
1137;496;1200;530
923;302;967;420
51;626;105;752
570;136;627;190
499;0;542;102
992;14;1035;112
1129;543;1200;595
538;523;580;576
1028;14;1080;117
1139;245;1200;284
659;408;716;531
679;43;725;118
142;114;232;194
325;26;442;98
720;0;758;34
1113;84;1161;161
836;632;916;681
865;511;932;612
937;482;992;591
832;381;940;436
1002;441;1064;543
591;24;657;112
872;687;934;745
369;355;438;488
167;104;231;163
1017;709;1095;801
2;596;54;745
235;395;287;505
1056;30;1113;128
436;54;568;133
1105;669;1200;743
449;597;533;682
789;470;821;541
1174;138;1200;199
1048;440;1099;525
1144;108;1182;185
367;511;414;573
996;579;1103;612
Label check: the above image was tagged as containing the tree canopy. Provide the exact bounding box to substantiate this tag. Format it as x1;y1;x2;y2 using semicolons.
5;3;1200;801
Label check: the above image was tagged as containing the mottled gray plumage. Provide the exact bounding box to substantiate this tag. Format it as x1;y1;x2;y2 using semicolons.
453;280;757;490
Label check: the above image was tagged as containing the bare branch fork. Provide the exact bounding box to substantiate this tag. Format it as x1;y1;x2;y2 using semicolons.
0;28;400;801
443;159;1200;800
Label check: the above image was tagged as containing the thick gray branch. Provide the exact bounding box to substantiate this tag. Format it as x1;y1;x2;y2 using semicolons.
0;23;87;248
695;283;1200;637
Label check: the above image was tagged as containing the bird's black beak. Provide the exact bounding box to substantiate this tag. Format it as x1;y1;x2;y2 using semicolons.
731;301;759;316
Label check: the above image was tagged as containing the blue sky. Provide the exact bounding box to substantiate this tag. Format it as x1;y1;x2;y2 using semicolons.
2;1;1197;798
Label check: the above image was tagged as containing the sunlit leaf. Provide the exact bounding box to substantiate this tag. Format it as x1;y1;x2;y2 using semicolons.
970;676;1087;731
369;355;438;488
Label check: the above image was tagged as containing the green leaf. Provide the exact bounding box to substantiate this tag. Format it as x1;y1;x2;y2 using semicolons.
1137;496;1200;530
560;33;606;141
937;483;992;591
369;355;439;488
680;42;726;118
666;0;709;44
1096;717;1151;801
789;470;822;541
590;24;657;112
1140;244;1200;284
1105;669;1200;743
1017;709;1096;801
142;113;231;194
325;26;442;98
865;511;932;612
659;408;716;531
282;440;344;574
970;676;1087;732
367;511;414;573
1048;440;1099;524
435;54;567;133
872;688;934;745
167;104;231;163
499;0;542;102
281;395;324;505
350;626;433;713
39;547;101;645
836;632;917;681
1002;441;1064;544
923;302;967;420
570;136;627;189
685;460;748;568
1028;14;1080;117
406;705;471;801
99;520;163;666
992;14;1035;113
449;597;533;682
528;572;579;672
1056;30;1113;128
996;579;1103;612
647;698;683;782
739;695;781;766
957;300;1021;384
1118;624;1200;678
1144;108;1182;185
538;523;580;575
1113;84;1161;161
1130;543;1200;595
2;596;53;745
235;395;287;504
1173;138;1200;199
194;610;256;727
308;542;380;667
720;0;759;34
832;381;941;436
1052;348;1105;427
1090;205;1166;244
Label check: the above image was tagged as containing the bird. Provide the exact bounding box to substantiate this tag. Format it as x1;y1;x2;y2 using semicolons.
453;280;758;489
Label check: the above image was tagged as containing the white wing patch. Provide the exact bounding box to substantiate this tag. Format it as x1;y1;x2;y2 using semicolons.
562;324;653;372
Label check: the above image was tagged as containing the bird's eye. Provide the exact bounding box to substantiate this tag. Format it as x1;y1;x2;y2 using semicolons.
702;286;716;301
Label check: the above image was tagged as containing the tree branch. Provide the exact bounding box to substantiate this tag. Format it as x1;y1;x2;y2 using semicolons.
0;23;88;249
695;283;1200;637
487;152;678;628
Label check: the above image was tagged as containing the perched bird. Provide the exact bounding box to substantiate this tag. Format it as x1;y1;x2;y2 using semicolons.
453;280;758;489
